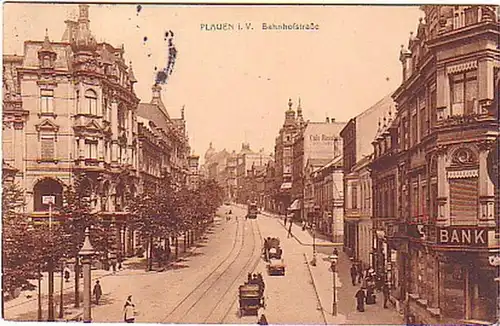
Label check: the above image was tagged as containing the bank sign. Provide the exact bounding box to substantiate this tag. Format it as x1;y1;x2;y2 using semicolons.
437;227;488;246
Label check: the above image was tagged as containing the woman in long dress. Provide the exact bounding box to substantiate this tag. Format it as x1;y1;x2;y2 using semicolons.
123;295;136;323
355;288;366;312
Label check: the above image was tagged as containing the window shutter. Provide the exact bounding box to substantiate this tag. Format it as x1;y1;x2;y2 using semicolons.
450;177;478;224
41;138;55;160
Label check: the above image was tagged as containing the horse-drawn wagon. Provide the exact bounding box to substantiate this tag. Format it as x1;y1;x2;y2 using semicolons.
239;274;265;316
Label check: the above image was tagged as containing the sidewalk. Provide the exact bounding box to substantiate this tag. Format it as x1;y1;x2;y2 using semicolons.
3;226;211;322
261;210;339;247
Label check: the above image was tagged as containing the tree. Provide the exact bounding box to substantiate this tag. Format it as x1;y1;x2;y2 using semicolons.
58;172;108;307
2;182;37;296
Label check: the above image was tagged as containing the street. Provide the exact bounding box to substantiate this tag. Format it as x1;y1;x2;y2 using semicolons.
5;204;403;325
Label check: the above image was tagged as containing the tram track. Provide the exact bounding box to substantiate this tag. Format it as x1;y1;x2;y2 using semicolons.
219;222;264;324
161;217;253;323
203;219;263;323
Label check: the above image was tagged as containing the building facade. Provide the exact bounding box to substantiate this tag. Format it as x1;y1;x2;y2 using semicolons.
371;6;499;324
340;94;394;266
235;143;272;204
273;99;300;214
310;156;344;242
291;118;345;221
3;5;141;258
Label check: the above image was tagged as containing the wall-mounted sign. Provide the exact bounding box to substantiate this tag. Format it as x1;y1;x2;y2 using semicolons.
42;195;56;205
309;134;336;142
437;227;488;246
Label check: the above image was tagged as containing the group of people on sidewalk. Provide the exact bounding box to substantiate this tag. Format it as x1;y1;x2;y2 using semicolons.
351;263;390;312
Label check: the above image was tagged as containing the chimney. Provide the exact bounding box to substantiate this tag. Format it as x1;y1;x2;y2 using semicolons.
326;117;330;123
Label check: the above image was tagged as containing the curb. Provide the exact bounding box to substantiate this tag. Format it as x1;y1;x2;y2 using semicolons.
263;211;340;248
303;253;329;325
303;252;347;325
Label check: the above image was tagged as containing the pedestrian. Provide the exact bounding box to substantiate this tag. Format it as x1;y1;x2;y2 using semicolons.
355;287;366;312
123;295;136;323
357;263;363;284
257;313;268;325
64;267;71;282
382;282;390;308
92;280;102;305
287;222;292;238
366;285;376;305
333;248;339;256
350;264;358;286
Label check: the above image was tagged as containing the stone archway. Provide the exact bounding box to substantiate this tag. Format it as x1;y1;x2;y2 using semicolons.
33;178;63;211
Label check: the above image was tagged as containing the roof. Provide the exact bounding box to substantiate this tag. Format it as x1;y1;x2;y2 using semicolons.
137;103;171;133
316;155;343;173
306;158;331;167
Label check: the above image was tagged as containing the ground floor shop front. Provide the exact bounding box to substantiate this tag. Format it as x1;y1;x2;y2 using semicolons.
384;238;498;325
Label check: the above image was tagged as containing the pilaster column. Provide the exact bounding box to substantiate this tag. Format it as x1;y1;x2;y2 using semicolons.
478;141;496;227
436;146;450;226
477;58;494;113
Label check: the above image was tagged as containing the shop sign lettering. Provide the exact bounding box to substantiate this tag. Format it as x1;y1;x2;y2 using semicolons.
438;227;488;246
309;134;336;142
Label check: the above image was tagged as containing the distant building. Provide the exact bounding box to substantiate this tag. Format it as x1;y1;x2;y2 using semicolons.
291;116;345;221
236;143;272;204
273;99;301;214
310;156;344;242
340;94;394;267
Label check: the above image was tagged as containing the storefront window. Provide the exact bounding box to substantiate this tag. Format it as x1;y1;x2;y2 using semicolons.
471;269;497;322
443;263;465;318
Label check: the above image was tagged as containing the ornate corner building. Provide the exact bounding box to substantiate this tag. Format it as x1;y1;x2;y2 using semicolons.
370;6;499;324
2;4;191;258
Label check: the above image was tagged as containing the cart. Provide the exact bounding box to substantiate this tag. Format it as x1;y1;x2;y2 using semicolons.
239;283;264;316
267;258;285;276
263;237;282;261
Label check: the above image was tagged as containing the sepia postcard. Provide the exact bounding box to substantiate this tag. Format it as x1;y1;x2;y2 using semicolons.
2;1;499;325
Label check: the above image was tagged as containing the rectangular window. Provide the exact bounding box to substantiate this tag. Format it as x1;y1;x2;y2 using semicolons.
422;184;427;222
451;70;478;116
351;184;358;209
411;114;418;146
450;177;478;225
41;137;55;160
85;141;98;159
40;89;54;114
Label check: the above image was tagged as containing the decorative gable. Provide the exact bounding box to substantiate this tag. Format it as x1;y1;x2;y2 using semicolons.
35;119;59;133
85;119;102;132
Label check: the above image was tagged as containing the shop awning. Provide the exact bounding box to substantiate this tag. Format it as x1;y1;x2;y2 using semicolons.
280;182;292;190
288;199;300;211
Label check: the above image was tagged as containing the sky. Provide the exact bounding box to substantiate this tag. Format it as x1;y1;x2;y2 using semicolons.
3;3;423;163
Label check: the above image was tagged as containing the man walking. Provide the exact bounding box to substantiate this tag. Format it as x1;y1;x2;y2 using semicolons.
350;264;358;286
93;280;102;305
287;221;292;238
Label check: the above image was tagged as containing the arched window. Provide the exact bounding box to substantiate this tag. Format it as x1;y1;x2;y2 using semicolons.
85;89;97;115
33;178;63;211
117;105;126;130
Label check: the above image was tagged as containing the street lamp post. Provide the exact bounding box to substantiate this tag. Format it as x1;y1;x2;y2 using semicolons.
79;228;95;323
331;253;338;316
58;258;65;319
